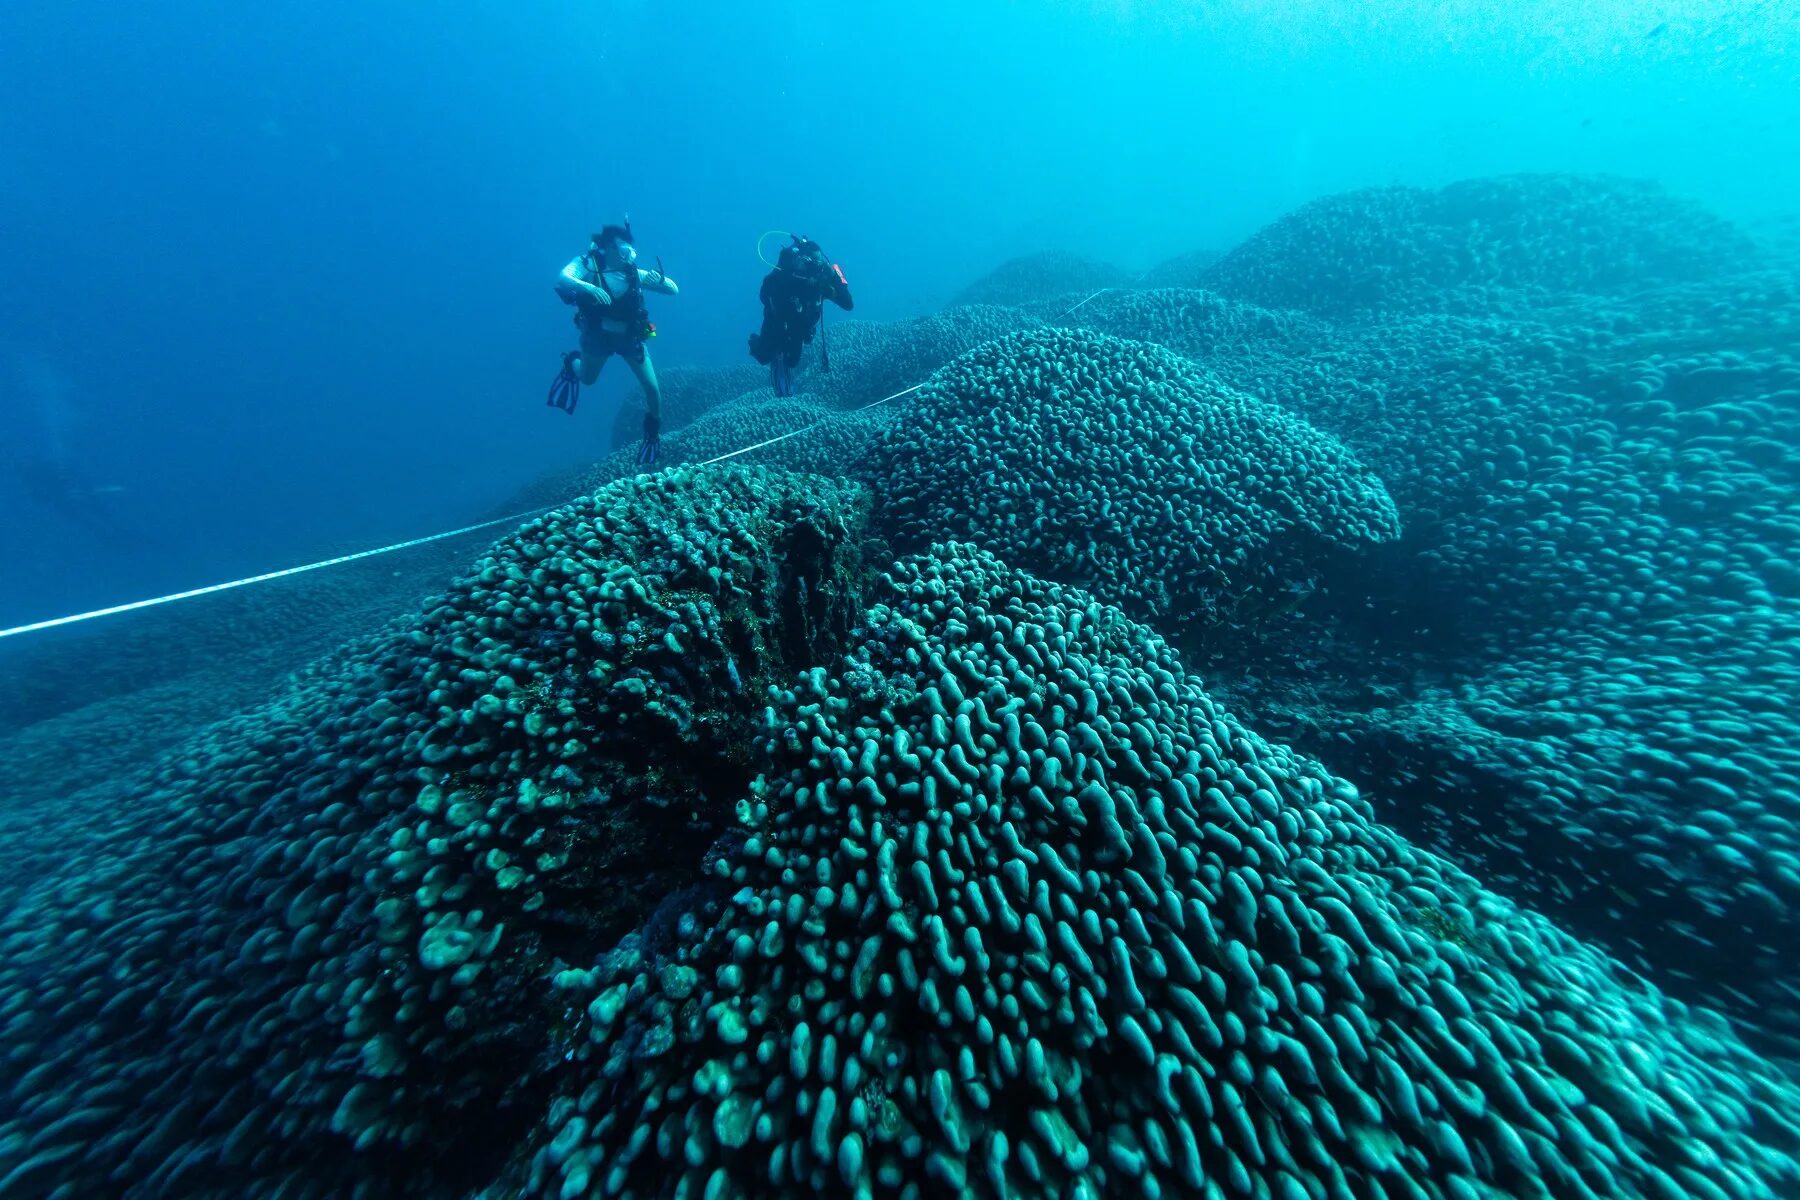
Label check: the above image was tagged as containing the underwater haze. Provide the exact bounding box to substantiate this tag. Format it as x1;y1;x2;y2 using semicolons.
3;0;1796;625
5;1;1800;1197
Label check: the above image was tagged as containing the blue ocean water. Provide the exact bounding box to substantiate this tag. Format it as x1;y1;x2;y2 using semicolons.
3;0;1794;625
3;2;1800;1197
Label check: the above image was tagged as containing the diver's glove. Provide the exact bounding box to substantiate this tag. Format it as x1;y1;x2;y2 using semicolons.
637;414;661;466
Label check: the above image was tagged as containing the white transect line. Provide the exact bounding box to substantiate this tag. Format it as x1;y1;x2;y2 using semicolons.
1059;289;1112;317
0;381;933;641
1058;269;1157;319
0;508;561;640
697;382;925;466
1;289;1148;645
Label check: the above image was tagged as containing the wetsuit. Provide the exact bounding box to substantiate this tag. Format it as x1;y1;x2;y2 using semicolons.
749;255;852;395
548;237;677;462
558;250;677;374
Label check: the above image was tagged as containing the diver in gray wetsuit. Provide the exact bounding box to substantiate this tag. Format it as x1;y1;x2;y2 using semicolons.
547;219;679;465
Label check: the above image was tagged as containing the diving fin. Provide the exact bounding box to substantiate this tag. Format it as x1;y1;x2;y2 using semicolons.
547;351;580;414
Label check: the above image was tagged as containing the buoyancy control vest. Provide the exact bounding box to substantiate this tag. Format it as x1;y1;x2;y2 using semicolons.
570;253;655;341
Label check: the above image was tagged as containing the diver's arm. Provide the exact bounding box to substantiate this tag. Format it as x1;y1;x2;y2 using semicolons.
558;257;610;304
639;267;679;296
825;264;853;311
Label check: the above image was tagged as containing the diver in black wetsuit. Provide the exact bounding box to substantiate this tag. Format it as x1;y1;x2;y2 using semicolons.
748;236;853;397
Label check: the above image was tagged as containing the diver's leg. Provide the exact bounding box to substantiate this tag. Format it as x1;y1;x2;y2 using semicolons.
628;350;661;421
576;324;609;386
782;344;804;396
629;349;662;464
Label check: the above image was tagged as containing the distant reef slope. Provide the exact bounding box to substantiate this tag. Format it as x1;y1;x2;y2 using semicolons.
948;249;1132;309
601;304;1043;454
1199;173;1763;318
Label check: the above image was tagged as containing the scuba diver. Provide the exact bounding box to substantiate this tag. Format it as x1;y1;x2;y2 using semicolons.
748;235;852;397
547;218;679;465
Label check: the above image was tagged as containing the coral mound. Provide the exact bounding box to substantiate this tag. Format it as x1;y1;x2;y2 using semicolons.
605;362;770;453
870;327;1400;638
0;466;872;1197
950;250;1132;309
1072;286;1333;361
533;543;1800;1200
811;304;1046;409
1202;173;1761;317
606;394;897;485
594;306;1046;458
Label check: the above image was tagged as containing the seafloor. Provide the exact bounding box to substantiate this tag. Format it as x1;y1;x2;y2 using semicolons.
3;173;1799;1198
